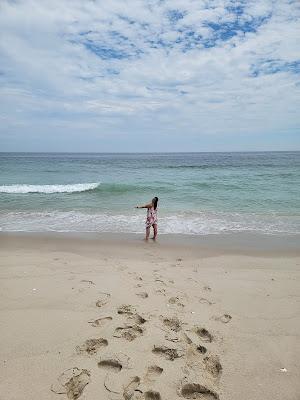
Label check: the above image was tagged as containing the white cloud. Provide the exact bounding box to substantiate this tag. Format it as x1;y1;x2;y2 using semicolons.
0;0;299;151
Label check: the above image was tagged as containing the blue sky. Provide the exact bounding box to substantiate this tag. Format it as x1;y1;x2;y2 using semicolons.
0;0;299;152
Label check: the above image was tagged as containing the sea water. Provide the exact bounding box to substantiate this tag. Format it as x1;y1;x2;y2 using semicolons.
0;152;299;235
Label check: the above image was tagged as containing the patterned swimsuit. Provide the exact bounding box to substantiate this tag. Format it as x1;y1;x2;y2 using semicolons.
145;206;158;228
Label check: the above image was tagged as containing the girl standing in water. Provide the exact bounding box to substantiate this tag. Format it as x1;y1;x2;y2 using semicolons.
136;197;158;241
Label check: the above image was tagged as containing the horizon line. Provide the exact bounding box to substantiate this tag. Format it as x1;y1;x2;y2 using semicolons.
0;150;300;155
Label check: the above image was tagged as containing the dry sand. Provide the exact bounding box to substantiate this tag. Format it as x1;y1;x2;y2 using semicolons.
0;232;299;400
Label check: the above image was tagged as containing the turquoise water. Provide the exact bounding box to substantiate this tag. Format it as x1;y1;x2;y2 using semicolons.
0;152;299;234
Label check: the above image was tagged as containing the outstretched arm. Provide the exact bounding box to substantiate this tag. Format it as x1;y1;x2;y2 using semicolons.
135;203;152;209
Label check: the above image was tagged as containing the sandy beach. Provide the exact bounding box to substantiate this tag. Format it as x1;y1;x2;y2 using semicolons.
1;0;300;397
0;232;299;400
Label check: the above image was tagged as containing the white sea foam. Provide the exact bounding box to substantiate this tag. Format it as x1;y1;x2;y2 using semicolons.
0;211;299;235
0;183;100;194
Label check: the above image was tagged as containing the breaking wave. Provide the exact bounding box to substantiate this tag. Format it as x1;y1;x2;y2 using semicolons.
0;183;100;194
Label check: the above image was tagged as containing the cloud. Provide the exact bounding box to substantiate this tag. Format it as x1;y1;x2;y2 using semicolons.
0;0;299;151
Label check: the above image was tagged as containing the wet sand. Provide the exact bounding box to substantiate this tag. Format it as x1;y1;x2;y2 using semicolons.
0;232;299;400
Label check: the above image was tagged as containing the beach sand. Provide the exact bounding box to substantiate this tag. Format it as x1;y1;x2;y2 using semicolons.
0;232;299;400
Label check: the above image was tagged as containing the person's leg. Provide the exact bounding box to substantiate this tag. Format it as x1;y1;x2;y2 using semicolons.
145;226;150;240
153;224;158;240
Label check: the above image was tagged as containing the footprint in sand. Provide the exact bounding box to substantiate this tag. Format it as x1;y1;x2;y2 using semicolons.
118;304;137;316
88;316;112;327
134;275;143;281
204;355;222;378
114;325;144;341
195;327;213;343
80;279;95;285
199;298;214;306
76;338;108;355
155;288;166;296
96;292;111;308
118;305;147;326
182;332;193;345
196;345;207;354
144;391;162;400
182;332;208;354
183;330;210;348
101;358;134;396
123;376;142;400
104;368;162;399
152;345;184;361
162;316;182;332
128;313;147;325
126;385;162;400
154;275;167;286
136;292;149;299
168;296;185;308
104;372;134;396
165;331;180;343
214;314;232;324
98;353;130;372
51;367;90;400
180;383;219;400
145;365;163;382
98;359;123;372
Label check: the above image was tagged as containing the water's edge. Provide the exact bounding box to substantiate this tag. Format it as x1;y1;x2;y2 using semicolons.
1;231;300;256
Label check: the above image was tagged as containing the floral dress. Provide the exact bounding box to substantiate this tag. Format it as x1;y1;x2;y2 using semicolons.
145;206;158;228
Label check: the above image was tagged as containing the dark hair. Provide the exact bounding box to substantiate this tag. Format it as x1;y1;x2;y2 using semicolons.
152;196;158;210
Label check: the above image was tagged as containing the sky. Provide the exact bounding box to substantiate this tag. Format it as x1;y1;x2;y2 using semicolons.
0;0;299;152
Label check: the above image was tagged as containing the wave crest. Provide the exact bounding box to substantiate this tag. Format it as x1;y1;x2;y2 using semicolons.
0;183;100;194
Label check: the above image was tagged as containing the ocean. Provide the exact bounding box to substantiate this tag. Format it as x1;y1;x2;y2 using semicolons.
0;152;299;235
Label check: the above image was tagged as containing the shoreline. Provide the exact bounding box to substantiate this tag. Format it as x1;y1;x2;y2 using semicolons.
1;231;300;257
